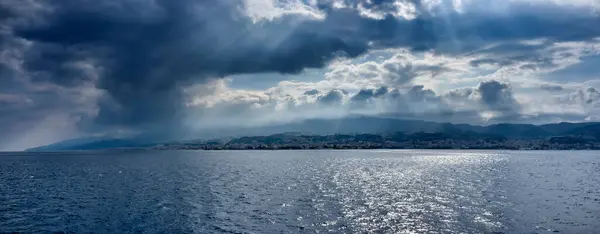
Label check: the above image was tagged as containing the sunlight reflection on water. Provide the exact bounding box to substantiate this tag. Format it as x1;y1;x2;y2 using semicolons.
1;150;598;233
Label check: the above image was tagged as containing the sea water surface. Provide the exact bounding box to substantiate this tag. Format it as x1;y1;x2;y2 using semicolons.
1;150;599;233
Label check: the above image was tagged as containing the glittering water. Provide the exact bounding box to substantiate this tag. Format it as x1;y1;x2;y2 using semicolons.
1;150;599;233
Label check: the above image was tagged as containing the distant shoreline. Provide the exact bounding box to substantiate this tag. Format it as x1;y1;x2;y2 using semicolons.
28;136;600;151
15;148;600;153
26;118;600;152
159;148;600;151
151;147;600;151
150;134;600;151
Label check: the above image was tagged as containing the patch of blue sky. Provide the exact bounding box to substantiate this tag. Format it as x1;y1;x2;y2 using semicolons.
546;55;600;83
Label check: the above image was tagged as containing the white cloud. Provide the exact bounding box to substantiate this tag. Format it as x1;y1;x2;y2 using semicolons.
182;34;600;128
243;0;325;22
356;0;419;20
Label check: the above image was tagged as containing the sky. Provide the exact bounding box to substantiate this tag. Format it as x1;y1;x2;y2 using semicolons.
1;0;600;150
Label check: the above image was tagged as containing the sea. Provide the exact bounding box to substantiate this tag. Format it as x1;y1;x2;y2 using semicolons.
1;150;599;233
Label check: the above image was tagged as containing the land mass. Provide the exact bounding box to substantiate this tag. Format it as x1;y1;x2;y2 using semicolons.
28;117;600;151
151;132;600;150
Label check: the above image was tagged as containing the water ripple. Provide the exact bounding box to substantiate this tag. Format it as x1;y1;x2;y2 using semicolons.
0;150;598;233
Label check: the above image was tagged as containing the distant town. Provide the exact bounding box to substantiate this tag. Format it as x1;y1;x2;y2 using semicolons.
151;132;600;151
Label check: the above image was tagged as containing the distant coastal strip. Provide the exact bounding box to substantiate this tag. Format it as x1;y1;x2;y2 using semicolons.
151;133;600;151
27;118;600;151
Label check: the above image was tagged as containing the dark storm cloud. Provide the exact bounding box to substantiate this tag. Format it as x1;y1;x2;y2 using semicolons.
345;2;600;54
0;5;14;21
0;63;15;89
8;0;376;127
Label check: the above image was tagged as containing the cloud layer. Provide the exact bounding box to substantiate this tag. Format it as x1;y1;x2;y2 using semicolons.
1;0;600;149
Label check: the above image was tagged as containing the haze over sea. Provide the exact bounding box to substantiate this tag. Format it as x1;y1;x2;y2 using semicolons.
1;150;599;233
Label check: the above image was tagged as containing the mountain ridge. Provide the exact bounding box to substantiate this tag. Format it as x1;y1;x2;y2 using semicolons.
27;116;600;151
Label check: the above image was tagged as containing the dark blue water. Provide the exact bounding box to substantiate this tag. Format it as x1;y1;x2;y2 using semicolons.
1;150;599;233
